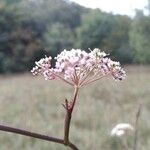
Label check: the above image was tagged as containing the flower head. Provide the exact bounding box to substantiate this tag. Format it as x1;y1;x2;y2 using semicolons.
31;48;126;87
111;123;134;137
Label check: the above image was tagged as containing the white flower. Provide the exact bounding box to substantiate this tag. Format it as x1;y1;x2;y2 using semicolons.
31;49;126;86
111;123;134;137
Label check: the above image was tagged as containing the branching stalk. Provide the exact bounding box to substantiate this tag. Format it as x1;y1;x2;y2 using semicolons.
0;124;64;144
0;86;79;150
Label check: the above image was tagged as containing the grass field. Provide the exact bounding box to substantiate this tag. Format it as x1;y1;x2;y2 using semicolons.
0;66;150;150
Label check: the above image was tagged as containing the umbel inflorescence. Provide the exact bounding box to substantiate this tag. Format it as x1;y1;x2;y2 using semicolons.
0;49;126;150
31;48;126;87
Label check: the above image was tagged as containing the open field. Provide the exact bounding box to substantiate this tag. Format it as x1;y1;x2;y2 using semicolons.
0;66;150;150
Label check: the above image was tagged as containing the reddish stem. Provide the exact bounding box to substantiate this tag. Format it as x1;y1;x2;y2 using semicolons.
64;86;79;146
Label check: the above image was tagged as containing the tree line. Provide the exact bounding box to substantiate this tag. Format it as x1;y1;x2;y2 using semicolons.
0;0;150;73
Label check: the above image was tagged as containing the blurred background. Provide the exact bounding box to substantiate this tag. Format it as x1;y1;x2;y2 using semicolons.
0;0;150;73
0;0;150;150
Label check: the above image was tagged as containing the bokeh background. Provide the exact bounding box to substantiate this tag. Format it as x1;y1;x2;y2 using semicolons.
0;0;150;149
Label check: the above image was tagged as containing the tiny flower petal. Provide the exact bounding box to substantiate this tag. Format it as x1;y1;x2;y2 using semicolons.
31;48;126;86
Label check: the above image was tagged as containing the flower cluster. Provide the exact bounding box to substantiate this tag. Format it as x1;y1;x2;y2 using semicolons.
111;123;134;137
31;48;126;87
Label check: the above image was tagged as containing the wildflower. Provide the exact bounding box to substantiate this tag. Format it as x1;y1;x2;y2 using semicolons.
111;123;134;137
31;48;126;87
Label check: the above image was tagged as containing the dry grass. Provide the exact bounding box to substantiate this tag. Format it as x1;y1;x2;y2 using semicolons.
0;66;150;150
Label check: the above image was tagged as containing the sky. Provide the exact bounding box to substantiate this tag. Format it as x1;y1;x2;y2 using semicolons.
70;0;148;16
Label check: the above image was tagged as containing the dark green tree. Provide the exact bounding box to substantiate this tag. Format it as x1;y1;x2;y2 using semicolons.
76;10;132;63
130;12;150;63
44;23;75;57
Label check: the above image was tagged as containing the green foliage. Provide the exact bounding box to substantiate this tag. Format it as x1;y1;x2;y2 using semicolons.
130;14;150;63
76;10;107;49
76;10;133;63
0;0;85;73
44;23;75;56
0;0;150;73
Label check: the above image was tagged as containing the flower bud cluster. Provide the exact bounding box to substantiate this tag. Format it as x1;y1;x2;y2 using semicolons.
31;56;55;80
31;48;126;86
